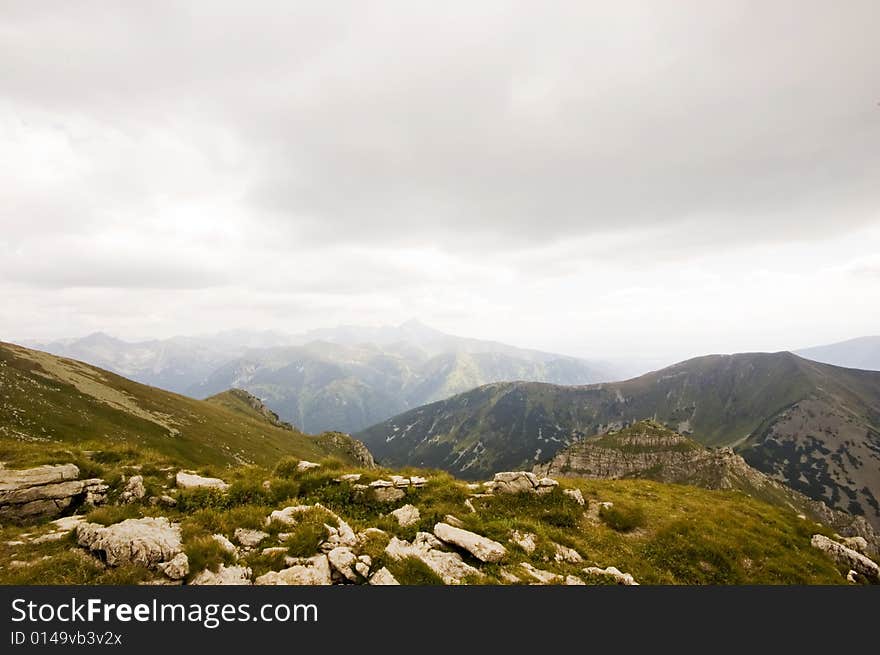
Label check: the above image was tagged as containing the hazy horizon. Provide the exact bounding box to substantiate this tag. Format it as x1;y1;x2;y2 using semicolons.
2;2;879;363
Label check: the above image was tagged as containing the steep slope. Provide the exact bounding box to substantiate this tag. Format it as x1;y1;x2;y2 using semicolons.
356;352;880;527
533;420;877;551
0;342;372;469
796;336;880;372
188;340;610;434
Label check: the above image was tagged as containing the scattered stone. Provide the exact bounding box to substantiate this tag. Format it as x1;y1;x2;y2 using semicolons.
51;515;86;532
175;471;229;491
254;555;332;585
297;461;321;472
565;575;586;585
261;547;288;557
500;570;521;583
373;487;405;503
599;501;614;510
327;547;360;582
811;534;879;582
355;561;371;578
320;519;358;551
120;475;146;503
157;553;189;580
466;483;481;491
32;531;69;544
464;498;476;513
369;479;393;488
536;477;559;494
357;528;388;545
384;536;482;584
76;517;182;569
268;504;315;526
433;522;506;563
583;566;639;585
391;504;421;527
190;564;252;585
157;495;177;507
212;534;238;556
391;475;411;488
369;567;400;585
553;543;583;564
846;570;859;584
520;562;561;584
488;471;560;496
409;476;427;487
510;530;537;554
334;473;362;483
234;528;269;548
563;488;586;506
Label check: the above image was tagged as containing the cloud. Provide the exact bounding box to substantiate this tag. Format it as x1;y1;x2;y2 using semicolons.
0;1;878;355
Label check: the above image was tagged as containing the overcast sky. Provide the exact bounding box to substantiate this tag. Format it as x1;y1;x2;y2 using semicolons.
1;1;878;362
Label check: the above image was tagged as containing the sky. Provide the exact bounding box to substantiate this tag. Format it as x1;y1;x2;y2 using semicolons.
1;1;879;363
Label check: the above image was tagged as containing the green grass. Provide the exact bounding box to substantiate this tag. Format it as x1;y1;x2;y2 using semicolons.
599;502;647;532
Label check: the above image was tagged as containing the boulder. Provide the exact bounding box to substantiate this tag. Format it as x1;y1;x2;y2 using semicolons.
563;488;586;506
536;477;559;494
268;504;317;526
212;534;238;556
175;471;229;491
373;487;405;503
390;475;411;488
320;518;358;551
553;543;583;564
369;567;400;585
391;504;421;527
410;476;428;487
583;566;639;585
190;564;252;585
157;494;177;507
120;475;146;503
254;555;332;585
76;517;182;569
327;547;360;582
334;474;362;483
157;553;189;580
296;461;321;472
565;575;586;585
520;562;561;584
0;464;107;520
491;471;539;494
510;530;537;554
433;522;506;563
384;536;482;585
234;528;269;548
811;534;879;582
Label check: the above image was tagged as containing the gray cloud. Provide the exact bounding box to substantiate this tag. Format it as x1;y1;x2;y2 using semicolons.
1;1;878;355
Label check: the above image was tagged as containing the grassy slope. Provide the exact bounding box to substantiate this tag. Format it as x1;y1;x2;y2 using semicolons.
0;342;367;470
0;459;848;585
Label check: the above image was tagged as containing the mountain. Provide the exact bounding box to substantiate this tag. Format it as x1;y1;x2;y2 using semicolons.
356;352;880;528
533;420;877;550
0;342;373;469
185;324;614;434
27;330;293;395
796;336;880;371
25;322;616;435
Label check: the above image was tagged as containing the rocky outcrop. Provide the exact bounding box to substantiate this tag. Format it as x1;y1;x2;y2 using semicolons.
175;471;229;491
384;533;482;584
433;522;506;563
390;504;420;527
190;564;252;585
583;566;639;585
485;472;559;495
76;517;182;569
255;555;332;585
0;463;107;520
811;534;879;583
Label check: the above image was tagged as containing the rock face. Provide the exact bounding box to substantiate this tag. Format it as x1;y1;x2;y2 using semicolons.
384;534;482;584
175;471;229;491
811;534;880;582
433;522;506;563
190;564;252;585
254;555;333;585
0;463;107;520
76;517;182;569
486;472;559;495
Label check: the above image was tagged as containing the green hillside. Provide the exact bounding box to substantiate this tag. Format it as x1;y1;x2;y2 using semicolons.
0;342;372;470
357;353;880;527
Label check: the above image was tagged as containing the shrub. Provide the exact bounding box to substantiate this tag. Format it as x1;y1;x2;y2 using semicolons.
282;509;332;557
599;503;646;532
185;535;235;576
273;457;301;479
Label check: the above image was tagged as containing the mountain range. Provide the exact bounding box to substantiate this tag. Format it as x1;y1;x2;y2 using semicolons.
357;351;880;528
796;336;880;372
26;321;616;434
